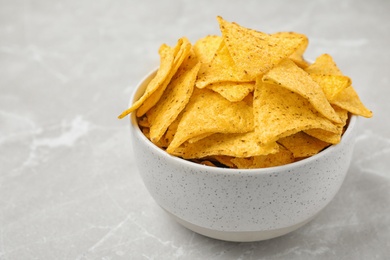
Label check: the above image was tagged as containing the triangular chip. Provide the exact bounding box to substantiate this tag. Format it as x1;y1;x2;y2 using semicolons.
305;53;343;75
309;74;351;101
278;131;330;157
262;58;341;123
118;43;175;119
273;31;310;68
231;146;294;169
304;105;349;144
195;41;252;88
207;81;254;102
193;35;222;64
166;88;254;153
147;56;200;143
305;54;372;118
254;79;339;144
213;155;236;168
331;86;373;118
136;37;192;117
217;16;306;78
171;131;279;159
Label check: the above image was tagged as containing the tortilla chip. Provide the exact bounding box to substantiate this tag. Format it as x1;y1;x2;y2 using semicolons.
305;53;343;75
309;74;351;101
304;105;349;144
213;155;236;168
262;58;341;123
331;86;373;118
207;81;255;102
254;79;339;144
136;37;192;117
278;131;330;157
147;57;200;143
305;54;372;118
118;44;176;119
171;131;279;159
273;31;310;68
193;35;223;64
166;87;254;153
217;16;307;78
195;41;252;88
231;146;294;169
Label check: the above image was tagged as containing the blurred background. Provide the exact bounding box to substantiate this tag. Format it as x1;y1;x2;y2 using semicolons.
1;0;389;259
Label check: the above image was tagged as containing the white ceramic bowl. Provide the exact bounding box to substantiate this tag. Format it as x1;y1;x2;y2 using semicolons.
128;70;358;242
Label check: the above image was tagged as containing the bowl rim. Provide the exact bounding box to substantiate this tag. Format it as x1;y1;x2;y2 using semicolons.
129;69;357;176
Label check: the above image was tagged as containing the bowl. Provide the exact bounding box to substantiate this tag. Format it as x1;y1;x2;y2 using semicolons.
128;69;358;242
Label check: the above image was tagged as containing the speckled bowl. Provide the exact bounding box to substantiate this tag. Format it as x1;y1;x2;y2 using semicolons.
128;70;358;242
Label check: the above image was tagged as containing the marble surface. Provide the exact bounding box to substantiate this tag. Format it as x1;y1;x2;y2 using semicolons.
1;0;389;259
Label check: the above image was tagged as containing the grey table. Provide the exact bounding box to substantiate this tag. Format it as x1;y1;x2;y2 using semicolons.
1;0;389;259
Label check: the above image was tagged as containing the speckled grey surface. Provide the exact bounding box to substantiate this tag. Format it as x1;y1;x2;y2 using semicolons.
1;0;389;259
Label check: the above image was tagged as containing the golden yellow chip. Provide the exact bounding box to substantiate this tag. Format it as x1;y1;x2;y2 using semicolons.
273;31;310;68
118;44;175;119
147;56;200;143
193;35;222;64
213;155;236;168
305;53;372;118
278;131;330;157
231;146;294;169
305;53;343;75
331;86;373;118
195;41;252;88
217;16;307;78
254;79;339;144
137;116;150;128
161;115;180;146
309;74;351;101
136;37;192;117
207;81;255;102
199;160;217;167
166;87;254;153
171;131;279;159
304;105;349;144
262;58;341;123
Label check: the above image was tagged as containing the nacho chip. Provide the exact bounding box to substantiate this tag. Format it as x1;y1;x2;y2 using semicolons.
171;131;279;159
217;16;307;78
309;74;351;101
137;116;150;128
195;41;252;88
273;32;310;68
231;146;294;169
213;155;236;168
304;105;349;144
207;81;255;102
262;58;341;123
331;86;373;118
136;37;192;117
187;133;214;143
193;35;223;64
161;115;180;146
199;160;217;167
254;79;339;144
147;57;200;143
305;53;343;75
166;87;254;153
278;131;330;157
118;44;176;119
305;54;372;118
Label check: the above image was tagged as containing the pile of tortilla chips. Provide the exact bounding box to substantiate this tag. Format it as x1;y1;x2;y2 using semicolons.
119;16;372;169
